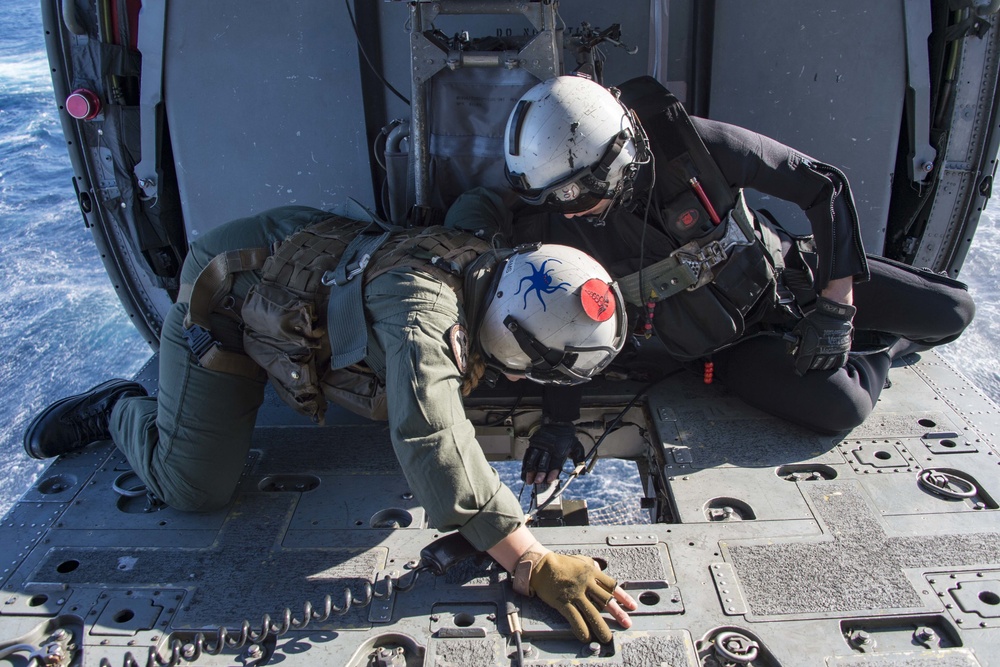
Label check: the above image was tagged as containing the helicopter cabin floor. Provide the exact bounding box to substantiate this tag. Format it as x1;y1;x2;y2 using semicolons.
0;349;998;666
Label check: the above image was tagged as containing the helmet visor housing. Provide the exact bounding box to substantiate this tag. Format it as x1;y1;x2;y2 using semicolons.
478;244;627;385
505;130;632;214
504;76;640;213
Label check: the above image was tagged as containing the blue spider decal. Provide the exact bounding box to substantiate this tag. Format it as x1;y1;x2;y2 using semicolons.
514;259;571;311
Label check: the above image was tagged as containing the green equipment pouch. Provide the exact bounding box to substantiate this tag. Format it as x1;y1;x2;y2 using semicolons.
241;281;328;422
321;365;389;422
241;219;488;424
242;275;390;424
240;216;390;424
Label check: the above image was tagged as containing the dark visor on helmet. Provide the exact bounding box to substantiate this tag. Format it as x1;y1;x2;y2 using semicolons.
506;130;630;214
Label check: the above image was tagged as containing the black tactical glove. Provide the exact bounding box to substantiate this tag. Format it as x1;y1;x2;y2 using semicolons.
521;422;586;484
513;548;618;643
789;296;857;376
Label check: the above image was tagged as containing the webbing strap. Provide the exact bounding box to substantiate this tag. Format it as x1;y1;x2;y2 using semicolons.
617;256;697;306
197;337;263;379
178;246;270;379
181;247;271;329
618;192;758;306
618;76;736;214
756;212;785;273
325;229;395;369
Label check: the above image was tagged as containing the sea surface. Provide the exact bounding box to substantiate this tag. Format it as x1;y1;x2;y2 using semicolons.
1;0;998;518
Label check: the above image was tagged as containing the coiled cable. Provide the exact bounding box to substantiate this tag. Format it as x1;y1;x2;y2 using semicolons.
99;565;428;667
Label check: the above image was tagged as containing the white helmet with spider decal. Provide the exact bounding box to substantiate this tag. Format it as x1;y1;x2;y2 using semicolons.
479;244;627;385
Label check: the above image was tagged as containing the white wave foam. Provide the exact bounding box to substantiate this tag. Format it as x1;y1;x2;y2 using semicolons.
0;53;52;95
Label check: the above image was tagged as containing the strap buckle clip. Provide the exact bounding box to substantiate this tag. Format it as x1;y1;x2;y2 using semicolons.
322;253;371;287
673;213;755;290
673;240;727;289
182;324;220;359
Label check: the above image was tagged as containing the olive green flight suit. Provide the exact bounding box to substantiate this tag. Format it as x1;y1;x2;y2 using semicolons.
110;206;523;552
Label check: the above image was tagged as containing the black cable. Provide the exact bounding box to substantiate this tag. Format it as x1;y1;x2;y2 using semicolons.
344;0;411;106
477;383;527;428
580;375;670;469
527;373;678;520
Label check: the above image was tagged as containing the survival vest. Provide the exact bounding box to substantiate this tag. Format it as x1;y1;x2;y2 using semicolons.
615;76;799;360
182;215;491;424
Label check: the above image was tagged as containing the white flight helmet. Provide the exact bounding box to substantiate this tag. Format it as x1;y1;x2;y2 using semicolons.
504;75;647;214
479;244;627;385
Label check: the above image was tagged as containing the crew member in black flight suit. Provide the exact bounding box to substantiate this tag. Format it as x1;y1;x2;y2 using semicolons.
446;74;975;485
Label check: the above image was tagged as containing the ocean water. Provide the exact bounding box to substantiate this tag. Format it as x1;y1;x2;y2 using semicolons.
1;0;998;519
0;0;152;516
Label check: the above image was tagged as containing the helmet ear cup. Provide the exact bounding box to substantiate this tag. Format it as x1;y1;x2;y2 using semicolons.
478;245;627;384
503;76;642;208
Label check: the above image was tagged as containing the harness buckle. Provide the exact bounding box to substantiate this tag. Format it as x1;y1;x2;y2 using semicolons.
322;253;371;287
674;240;727;289
183;324;220;360
700;241;728;266
674;211;756;290
430;255;462;275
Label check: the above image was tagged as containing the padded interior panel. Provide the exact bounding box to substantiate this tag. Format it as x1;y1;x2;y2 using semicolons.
710;1;908;253
161;1;373;235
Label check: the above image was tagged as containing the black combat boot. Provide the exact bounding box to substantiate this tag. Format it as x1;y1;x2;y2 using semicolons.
23;379;148;459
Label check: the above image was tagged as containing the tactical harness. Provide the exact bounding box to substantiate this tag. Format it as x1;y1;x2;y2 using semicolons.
180;216;491;424
615;77;815;360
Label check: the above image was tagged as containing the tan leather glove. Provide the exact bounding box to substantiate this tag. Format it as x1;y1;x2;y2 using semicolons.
513;548;618;643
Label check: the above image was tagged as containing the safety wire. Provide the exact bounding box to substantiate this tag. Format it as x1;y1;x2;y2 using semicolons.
636;156;657;337
344;0;410;106
481;382;528;427
525;376;672;524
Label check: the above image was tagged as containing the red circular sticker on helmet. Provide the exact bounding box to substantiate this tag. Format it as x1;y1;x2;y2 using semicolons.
581;279;615;322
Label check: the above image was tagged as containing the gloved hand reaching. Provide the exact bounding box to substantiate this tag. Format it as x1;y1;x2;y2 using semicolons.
788;296;857;376
513;548;622;643
521;421;586;484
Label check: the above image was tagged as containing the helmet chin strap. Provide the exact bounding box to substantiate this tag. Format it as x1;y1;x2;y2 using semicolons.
580;164;636;226
498;313;627;386
582;191;623;227
501;315;586;385
589;147;654;226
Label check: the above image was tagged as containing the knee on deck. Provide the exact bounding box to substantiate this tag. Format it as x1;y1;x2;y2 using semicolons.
158;482;236;513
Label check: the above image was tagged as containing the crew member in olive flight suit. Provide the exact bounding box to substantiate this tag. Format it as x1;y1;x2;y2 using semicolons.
25;204;637;644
